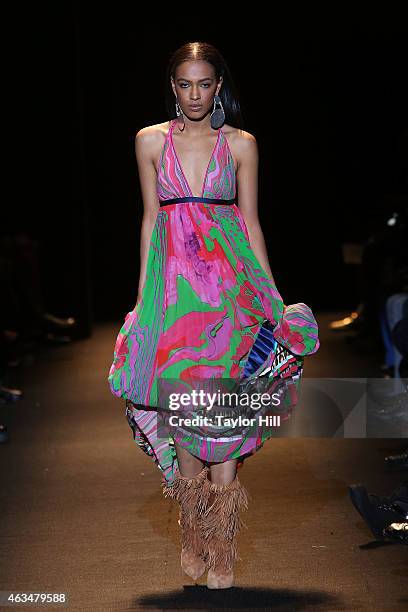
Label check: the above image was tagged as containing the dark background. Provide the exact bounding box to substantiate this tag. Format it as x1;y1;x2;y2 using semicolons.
7;5;407;335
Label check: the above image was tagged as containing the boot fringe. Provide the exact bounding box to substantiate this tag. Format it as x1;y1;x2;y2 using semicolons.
200;474;250;572
201;475;250;539
161;465;211;527
206;535;239;571
161;466;251;575
161;465;211;570
181;514;204;554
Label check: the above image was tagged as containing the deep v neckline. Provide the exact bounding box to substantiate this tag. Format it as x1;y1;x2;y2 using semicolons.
170;118;222;199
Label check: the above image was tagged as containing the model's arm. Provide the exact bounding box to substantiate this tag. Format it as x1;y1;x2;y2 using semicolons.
134;127;160;307
236;132;277;286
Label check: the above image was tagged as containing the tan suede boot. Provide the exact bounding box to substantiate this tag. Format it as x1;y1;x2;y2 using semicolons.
161;465;211;581
200;474;250;589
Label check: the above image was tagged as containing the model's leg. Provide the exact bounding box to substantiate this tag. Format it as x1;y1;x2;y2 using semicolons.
208;458;237;485
174;441;205;477
205;459;237;508
162;442;209;581
201;458;250;590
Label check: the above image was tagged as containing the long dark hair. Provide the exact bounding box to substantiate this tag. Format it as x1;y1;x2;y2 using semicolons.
164;41;244;129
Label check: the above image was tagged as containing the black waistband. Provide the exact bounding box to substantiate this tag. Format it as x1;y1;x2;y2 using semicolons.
159;196;236;206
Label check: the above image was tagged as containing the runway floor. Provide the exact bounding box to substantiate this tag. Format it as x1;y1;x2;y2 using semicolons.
0;311;407;611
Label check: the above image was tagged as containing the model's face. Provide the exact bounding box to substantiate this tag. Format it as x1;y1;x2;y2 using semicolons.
171;60;222;120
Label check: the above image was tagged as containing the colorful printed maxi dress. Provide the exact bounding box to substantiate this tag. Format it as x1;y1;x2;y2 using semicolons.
108;118;320;486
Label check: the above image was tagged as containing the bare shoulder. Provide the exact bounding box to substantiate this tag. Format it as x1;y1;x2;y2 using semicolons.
221;123;258;167
135;121;171;165
136;121;171;142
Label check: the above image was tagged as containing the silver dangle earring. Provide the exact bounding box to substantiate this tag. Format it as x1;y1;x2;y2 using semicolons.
210;94;225;129
175;98;185;132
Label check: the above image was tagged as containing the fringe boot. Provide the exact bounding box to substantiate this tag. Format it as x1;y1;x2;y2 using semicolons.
161;465;211;581
200;473;250;589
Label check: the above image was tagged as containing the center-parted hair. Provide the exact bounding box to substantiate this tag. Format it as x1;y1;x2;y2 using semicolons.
164;41;244;129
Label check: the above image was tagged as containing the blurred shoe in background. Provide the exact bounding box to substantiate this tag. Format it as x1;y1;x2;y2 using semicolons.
383;521;408;545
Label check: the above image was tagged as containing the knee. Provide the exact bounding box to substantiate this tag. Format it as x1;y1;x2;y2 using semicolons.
209;462;237;486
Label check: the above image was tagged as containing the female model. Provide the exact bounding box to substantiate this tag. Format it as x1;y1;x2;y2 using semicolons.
108;41;320;589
